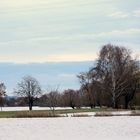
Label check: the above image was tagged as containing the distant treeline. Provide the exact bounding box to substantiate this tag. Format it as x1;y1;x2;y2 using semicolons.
0;44;140;110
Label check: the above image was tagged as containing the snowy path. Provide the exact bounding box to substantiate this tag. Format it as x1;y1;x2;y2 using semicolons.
0;117;140;140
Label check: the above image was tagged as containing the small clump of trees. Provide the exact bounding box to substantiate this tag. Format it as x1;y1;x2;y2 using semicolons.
78;44;140;109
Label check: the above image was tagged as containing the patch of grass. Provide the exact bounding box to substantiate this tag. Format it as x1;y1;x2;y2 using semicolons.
0;111;17;118
0;107;123;118
54;107;113;114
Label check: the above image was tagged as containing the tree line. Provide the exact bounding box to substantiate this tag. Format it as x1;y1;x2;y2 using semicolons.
0;44;140;110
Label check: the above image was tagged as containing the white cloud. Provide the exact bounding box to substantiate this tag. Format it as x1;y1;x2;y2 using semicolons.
0;28;139;63
95;28;140;37
109;11;129;18
133;9;140;17
58;28;140;41
0;53;97;63
0;0;139;63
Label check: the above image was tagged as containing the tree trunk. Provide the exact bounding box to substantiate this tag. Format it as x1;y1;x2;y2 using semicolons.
115;99;118;109
71;105;75;109
124;95;129;109
29;98;33;111
29;104;32;111
52;107;55;116
112;97;115;109
90;103;95;108
112;98;118;109
29;102;33;111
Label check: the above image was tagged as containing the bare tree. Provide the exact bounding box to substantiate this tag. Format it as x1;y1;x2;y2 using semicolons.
78;72;96;108
15;76;42;111
46;90;59;115
123;67;140;109
62;89;79;109
0;83;6;111
92;44;140;108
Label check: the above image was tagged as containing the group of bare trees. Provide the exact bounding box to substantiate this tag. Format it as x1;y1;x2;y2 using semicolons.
11;77;81;111
39;89;80;109
1;44;140;110
78;44;140;109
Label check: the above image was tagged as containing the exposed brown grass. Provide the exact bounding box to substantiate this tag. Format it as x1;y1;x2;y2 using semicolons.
130;110;140;116
15;111;60;118
71;114;90;117
95;112;113;117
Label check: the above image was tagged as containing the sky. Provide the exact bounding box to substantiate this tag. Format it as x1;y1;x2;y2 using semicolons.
0;61;93;94
0;0;140;94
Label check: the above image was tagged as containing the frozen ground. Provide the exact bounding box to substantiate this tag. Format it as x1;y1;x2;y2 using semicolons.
0;117;139;140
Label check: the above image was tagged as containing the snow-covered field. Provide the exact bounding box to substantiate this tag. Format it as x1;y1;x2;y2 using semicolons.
0;117;139;140
1;106;72;111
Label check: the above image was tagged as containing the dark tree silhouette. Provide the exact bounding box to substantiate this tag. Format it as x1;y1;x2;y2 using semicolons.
0;83;6;111
15;76;42;111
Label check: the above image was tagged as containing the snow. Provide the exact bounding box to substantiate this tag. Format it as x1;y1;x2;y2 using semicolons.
62;111;133;117
0;117;139;140
112;111;132;115
1;106;72;111
61;112;96;117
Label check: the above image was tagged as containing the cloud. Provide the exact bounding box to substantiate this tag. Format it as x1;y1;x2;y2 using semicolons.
108;9;140;18
95;28;140;37
0;53;97;63
108;11;129;18
0;28;139;63
133;9;140;17
0;0;139;63
73;28;140;44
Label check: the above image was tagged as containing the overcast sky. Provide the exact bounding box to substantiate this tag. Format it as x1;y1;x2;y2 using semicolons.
0;0;140;94
0;0;139;63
